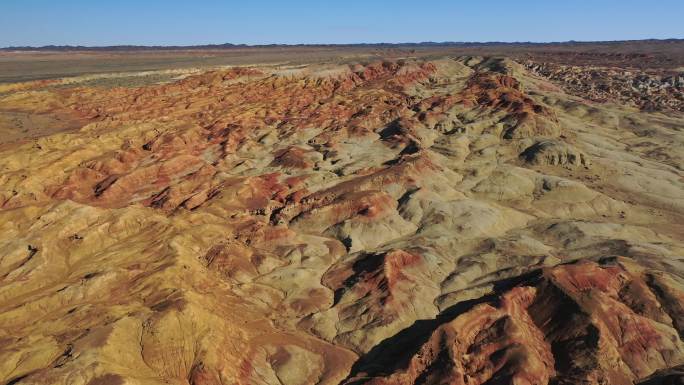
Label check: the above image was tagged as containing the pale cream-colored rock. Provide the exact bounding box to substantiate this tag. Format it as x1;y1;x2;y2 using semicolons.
0;55;683;385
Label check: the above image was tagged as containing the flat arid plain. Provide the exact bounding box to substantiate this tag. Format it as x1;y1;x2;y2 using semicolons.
1;41;684;385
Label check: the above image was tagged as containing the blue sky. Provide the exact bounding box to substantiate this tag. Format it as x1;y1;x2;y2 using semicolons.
1;0;682;47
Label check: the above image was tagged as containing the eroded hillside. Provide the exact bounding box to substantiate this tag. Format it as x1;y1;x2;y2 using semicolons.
0;55;683;385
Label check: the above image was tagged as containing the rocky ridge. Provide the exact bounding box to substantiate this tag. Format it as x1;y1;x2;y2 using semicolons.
0;56;683;385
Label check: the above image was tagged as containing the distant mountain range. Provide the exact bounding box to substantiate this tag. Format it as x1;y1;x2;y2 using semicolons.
2;39;682;51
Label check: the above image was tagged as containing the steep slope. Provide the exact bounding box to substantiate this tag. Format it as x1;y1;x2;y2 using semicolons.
0;56;683;385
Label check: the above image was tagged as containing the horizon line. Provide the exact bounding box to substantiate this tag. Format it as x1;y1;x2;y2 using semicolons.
2;38;683;51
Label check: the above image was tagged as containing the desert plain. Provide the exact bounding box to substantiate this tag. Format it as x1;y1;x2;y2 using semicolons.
0;41;683;385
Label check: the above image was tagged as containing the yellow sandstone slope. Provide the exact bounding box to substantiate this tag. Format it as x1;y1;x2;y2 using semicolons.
0;57;683;385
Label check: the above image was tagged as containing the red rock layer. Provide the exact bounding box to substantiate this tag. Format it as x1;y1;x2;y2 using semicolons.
348;258;684;385
2;57;683;385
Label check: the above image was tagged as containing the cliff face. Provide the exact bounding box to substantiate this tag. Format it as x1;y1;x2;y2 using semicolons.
349;258;684;385
0;56;683;385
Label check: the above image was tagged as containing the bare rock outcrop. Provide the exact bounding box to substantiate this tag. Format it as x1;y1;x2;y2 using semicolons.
520;139;591;168
0;54;683;385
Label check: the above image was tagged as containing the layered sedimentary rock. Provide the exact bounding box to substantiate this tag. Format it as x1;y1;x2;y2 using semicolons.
0;55;683;385
347;258;684;385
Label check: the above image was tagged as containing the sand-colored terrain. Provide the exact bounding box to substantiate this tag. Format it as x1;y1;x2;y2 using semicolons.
0;45;683;384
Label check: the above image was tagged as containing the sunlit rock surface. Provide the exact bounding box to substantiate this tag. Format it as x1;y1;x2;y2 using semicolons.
0;56;683;385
